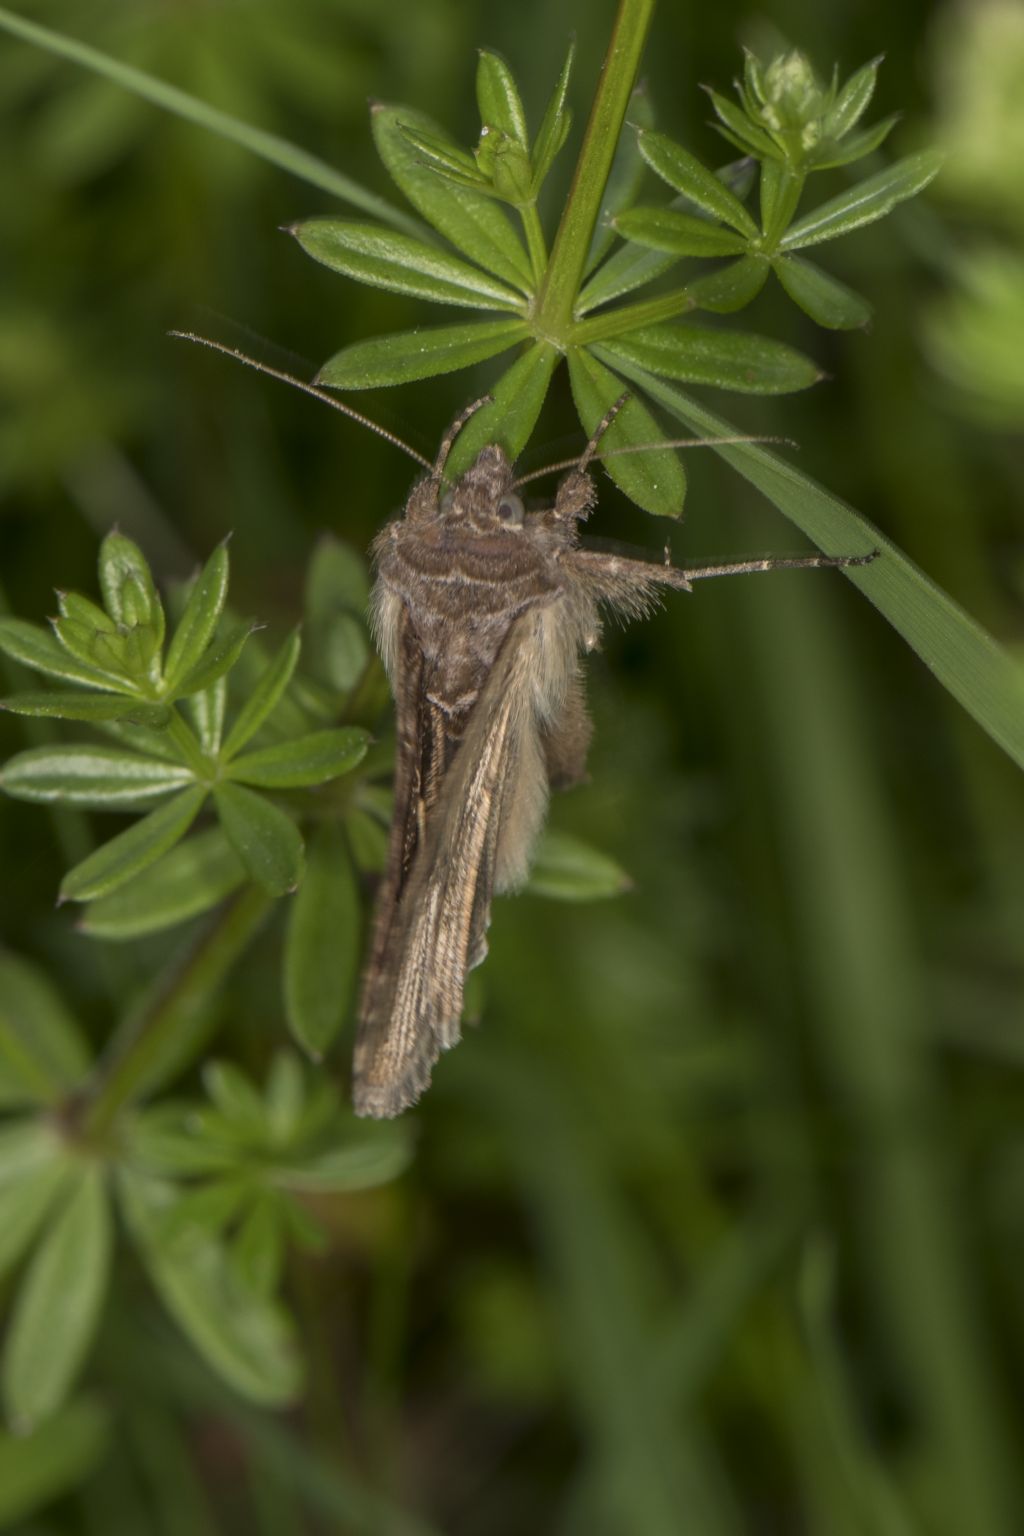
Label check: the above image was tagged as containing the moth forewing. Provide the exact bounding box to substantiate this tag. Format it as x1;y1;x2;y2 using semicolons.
353;612;547;1118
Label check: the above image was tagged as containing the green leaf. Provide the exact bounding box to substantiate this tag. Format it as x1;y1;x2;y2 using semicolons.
759;161;804;244
317;317;529;389
600;324;821;394
272;1121;412;1193
0;617;120;690
637;131;759;237
372;104;533;291
264;1053;307;1145
174;619;254;698
705;86;777;159
0;1397;110;1527
568;348;687;518
476;50;528;147
780;150;944;251
1;690;171;725
184;674;227;756
203;1060;267;1130
227;728;370;789
51;614;136;686
0;953;90;1106
213;783;304;896
59;784;208;904
812;115;898;172
532;40;575;191
163;542;230;691
824;56;883;141
284;824;361;1059
0;1124;72;1281
444;341;559;479
685;254;771;313
773;254;873;329
291;218;526;312
98;531;163;647
3;1166;112;1431
614;206;749;258
230;1197;285;1300
606;358;1024;775
80;826;245;940
1;744;193;807
119;1171;302;1406
222;630;301;760
526;830;632;901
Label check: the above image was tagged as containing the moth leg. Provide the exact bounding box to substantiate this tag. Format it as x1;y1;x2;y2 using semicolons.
678;550;878;582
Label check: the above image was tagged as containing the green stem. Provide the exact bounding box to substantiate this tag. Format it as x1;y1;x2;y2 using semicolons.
81;886;271;1139
166;708;210;779
519;203;549;285
535;0;657;333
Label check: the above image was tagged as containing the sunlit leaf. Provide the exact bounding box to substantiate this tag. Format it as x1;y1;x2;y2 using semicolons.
780;150;944;251
600;324;821;393
213;783;304;896
774;254;873;329
0;618;120;690
685;254;771;313
318;317;529;389
372;104;534;291
222;629;301;759
1;744;194;807
476;49;528;147
637;130;759;236
163;542;230;692
59;784;208;904
0;691;170;726
226;728;369;789
174;619;254;698
568;348;686;517
80;827;245;940
614;206;749;258
444;341;559;479
291;218;526;312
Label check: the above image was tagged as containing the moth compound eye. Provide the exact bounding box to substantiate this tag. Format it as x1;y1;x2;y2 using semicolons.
497;494;525;528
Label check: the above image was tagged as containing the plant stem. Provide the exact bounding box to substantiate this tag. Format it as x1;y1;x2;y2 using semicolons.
81;886;271;1139
535;0;657;335
166;708;210;779
519;203;549;286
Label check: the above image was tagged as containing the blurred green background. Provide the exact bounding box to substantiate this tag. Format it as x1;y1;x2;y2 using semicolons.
3;0;1024;1532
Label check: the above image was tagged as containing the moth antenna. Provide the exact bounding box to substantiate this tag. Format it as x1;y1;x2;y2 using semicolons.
512;434;797;489
169;331;434;470
431;395;494;481
577;391;631;474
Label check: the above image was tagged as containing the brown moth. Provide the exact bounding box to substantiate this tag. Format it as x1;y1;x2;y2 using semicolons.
171;336;874;1121
351;400;873;1118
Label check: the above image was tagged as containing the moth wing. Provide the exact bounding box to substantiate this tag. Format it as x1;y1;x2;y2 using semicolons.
353;613;540;1118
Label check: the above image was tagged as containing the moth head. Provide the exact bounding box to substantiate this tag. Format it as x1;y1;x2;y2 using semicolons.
441;444;523;534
